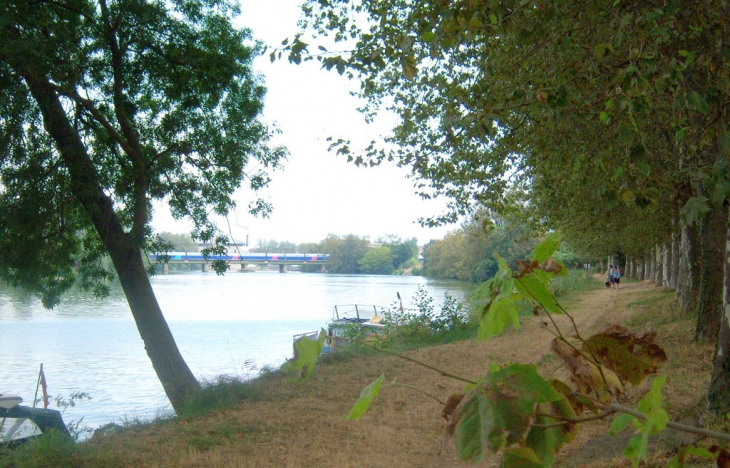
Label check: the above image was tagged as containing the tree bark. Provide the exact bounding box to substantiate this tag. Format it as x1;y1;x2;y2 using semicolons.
695;204;726;341
670;223;680;290
654;245;663;285
677;217;701;315
645;256;652;282
707;205;730;414
21;69;201;413
662;244;671;288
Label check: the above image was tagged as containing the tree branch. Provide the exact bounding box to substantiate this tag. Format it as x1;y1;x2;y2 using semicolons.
54;85;134;156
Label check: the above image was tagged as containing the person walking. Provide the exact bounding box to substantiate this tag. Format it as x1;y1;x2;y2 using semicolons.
612;265;621;289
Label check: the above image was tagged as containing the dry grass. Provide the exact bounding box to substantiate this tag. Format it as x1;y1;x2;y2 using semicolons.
74;277;719;467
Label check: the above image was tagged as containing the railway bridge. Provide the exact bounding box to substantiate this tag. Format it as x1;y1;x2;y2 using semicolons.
148;252;329;273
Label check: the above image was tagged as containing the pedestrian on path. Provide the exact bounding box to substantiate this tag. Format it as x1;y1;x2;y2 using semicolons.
612;265;621;289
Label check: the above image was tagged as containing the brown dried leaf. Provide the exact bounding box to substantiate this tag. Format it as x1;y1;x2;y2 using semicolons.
549;379;598;415
515;259;539;278
583;325;667;385
551;338;623;402
710;445;730;468
442;393;464;421
540;258;563;274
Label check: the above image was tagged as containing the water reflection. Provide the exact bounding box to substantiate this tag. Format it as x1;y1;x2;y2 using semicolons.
1;272;471;431
0;281;128;321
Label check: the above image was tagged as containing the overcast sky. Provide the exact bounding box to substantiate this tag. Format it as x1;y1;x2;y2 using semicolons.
152;1;457;247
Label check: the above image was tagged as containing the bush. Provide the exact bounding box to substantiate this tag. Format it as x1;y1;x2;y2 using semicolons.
383;287;472;347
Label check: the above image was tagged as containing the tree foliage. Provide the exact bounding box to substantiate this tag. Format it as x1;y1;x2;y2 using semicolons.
319;234;371;274
288;0;729;260
358;246;394;274
0;0;285;411
423;216;538;281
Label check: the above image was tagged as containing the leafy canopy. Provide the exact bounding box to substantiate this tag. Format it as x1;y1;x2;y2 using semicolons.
0;0;286;306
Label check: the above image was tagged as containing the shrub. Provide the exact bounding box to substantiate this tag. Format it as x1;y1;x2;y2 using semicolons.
383;286;471;346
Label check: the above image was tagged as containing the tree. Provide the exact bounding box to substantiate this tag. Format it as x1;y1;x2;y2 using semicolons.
0;0;285;412
358;246;394;274
388;238;418;269
294;0;730;414
320;234;370;274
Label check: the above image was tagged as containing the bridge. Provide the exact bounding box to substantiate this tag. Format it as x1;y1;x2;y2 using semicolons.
148;252;329;273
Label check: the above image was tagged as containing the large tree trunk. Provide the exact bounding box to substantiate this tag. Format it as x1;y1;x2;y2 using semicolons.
654;245;663;285
645;256;652;282
109;245;201;410
695;204;726;341
707;205;730;414
22;70;201;413
670;220;680;290
677;216;701;315
662;244;671;288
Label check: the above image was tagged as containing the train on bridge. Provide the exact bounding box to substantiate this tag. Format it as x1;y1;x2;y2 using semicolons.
148;252;329;264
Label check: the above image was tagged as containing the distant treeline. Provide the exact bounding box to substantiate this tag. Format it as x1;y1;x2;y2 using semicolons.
159;222;593;279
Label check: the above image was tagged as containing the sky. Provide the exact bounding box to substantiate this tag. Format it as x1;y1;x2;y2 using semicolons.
152;1;457;247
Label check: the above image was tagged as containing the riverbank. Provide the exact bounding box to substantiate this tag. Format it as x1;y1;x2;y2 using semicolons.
2;277;717;467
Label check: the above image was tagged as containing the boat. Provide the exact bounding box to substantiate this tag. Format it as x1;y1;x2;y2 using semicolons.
293;304;389;353
0;393;70;446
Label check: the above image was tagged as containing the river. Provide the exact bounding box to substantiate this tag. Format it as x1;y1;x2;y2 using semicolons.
0;271;470;433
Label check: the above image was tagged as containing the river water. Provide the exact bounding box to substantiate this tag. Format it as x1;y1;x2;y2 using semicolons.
0;271;470;432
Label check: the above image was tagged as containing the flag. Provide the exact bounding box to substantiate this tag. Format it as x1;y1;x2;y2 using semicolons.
38;364;49;409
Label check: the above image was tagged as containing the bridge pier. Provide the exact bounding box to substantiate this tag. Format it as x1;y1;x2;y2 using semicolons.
279;264;288;273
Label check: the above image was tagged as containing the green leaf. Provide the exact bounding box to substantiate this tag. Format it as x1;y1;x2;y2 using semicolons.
599;111;609;124
712;180;730;205
478;292;521;339
680;196;711;226
402;55;417;80
687;90;709;113
719;132;730;156
678;444;715;459
666;456;682;468
622;376;669;467
609;413;634;435
530;232;561;263
347;374;386;420
501;447;542;467
451;365;562;464
515;275;563;315
280;329;326;379
618;124;633;143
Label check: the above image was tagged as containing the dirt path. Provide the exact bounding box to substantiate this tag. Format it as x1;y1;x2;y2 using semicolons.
366;276;665;467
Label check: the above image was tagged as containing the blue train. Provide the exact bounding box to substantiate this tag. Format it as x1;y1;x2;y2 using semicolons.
148;252;329;263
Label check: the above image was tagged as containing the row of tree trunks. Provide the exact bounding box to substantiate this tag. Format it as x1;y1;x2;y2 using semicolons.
618;206;729;414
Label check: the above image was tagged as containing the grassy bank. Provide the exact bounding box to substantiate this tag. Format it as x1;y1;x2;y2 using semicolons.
4;273;716;467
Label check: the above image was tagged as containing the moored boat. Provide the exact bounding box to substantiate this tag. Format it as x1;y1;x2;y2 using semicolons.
0;393;70;446
294;304;389;354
